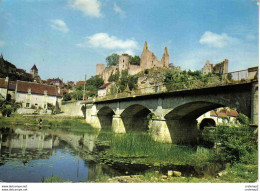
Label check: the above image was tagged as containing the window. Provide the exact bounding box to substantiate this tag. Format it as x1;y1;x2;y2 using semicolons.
26;103;30;108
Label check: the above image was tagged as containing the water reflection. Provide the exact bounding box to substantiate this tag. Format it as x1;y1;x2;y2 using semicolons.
0;127;121;182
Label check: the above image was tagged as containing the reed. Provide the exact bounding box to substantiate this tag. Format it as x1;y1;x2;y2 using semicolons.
108;132;215;166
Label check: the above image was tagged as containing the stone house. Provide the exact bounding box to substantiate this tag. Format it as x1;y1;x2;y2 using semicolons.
98;83;112;97
15;80;62;109
47;78;63;88
96;41;169;83
202;59;228;75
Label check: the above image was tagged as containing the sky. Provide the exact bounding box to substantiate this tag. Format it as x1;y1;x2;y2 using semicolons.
0;0;258;82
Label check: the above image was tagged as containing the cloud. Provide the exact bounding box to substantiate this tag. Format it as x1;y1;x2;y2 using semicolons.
69;0;102;18
113;3;125;17
0;41;5;47
50;19;69;33
199;31;238;48
77;33;139;54
116;49;135;56
246;34;257;41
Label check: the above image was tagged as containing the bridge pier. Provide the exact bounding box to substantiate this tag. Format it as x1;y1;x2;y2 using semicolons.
150;116;172;143
112;115;126;133
165;118;198;144
90;115;101;129
251;82;258;125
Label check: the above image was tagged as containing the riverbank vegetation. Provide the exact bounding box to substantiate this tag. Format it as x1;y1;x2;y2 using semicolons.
0;113;257;183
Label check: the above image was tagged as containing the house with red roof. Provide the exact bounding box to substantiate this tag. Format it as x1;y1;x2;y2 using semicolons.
197;108;239;128
15;80;62;110
98;82;113;97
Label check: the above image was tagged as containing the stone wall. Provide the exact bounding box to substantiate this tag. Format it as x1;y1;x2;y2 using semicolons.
96;64;106;76
140;41;169;70
202;59;228;75
96;41;170;83
60;101;84;117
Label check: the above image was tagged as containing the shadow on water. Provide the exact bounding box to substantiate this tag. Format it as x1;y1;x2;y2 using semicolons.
0;126;224;182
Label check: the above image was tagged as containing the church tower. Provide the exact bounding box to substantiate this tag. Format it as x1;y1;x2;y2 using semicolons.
30;64;38;78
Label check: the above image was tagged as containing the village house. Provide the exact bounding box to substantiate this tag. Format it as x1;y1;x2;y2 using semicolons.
197;108;239;129
98;82;112;97
46;78;64;88
15;80;62;110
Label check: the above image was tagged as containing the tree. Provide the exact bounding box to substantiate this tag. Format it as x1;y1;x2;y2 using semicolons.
129;55;140;66
106;53;119;67
108;70;120;82
85;75;104;97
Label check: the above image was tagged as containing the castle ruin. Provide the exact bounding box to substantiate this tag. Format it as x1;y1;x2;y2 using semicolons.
202;59;228;75
96;41;169;83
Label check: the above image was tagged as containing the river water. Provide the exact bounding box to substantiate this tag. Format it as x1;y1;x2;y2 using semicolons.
0;126;224;182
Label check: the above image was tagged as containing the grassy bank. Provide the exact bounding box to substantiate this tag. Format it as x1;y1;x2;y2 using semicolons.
0;114;97;134
103;132;216;166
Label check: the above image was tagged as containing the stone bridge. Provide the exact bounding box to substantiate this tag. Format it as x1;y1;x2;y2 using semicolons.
84;81;258;144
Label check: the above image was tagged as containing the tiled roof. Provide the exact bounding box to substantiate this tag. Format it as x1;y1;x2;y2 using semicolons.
17;81;58;96
227;110;239;117
99;83;111;89
76;81;85;85
4;60;16;69
0;78;8;88
210;109;239;118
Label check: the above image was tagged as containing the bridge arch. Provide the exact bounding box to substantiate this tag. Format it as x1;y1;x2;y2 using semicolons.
163;101;223;144
97;106;115;130
121;104;153;132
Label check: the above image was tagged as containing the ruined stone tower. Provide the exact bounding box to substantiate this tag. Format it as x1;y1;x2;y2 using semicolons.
161;47;169;68
96;64;106;76
140;41;169;70
119;54;130;73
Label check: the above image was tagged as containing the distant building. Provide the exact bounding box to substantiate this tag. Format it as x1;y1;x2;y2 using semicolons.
197;108;239;129
46;78;63;88
15;80;62;109
98;83;112;97
76;81;85;86
202;59;228;75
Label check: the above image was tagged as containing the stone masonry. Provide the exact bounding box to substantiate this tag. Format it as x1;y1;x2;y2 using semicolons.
202;59;228;75
96;41;169;83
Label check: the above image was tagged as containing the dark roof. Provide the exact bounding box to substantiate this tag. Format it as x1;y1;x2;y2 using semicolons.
31;64;38;71
99;83;112;89
17;81;58;96
4;60;16;69
0;78;8;88
17;68;26;73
